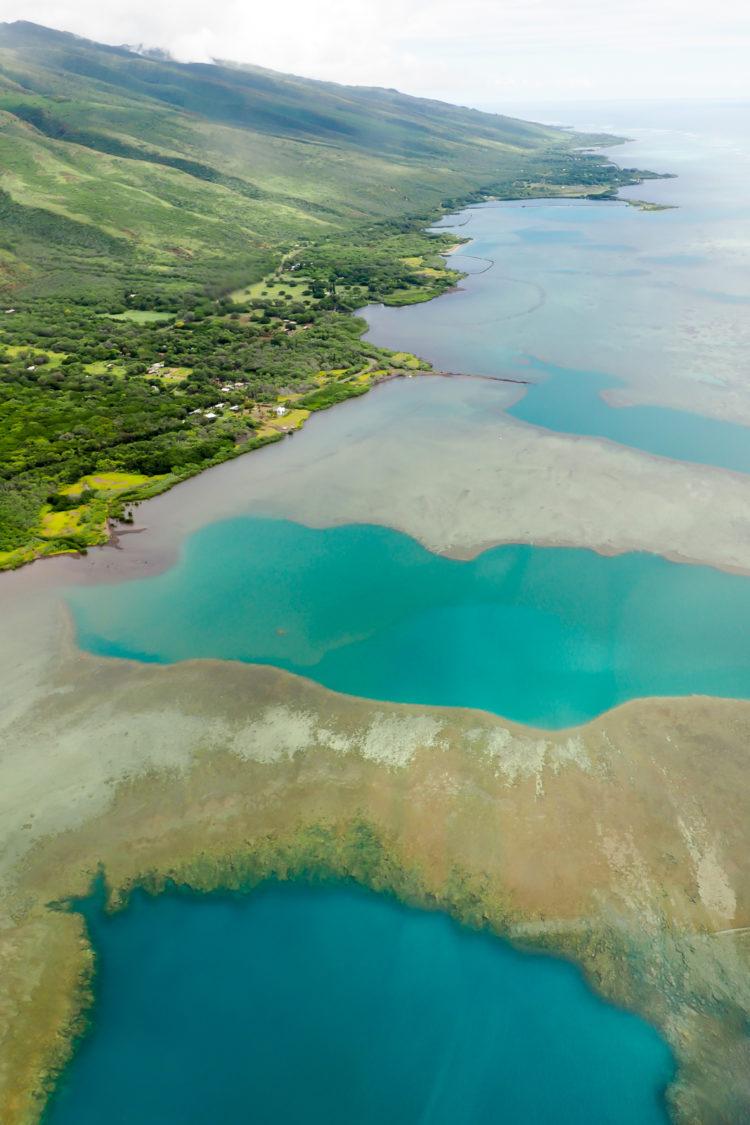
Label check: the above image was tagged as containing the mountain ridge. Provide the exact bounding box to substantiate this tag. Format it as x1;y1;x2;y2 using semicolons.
0;20;626;297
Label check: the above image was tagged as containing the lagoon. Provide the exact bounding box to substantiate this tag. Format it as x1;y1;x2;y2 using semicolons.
69;516;750;727
509;356;750;475
45;881;674;1125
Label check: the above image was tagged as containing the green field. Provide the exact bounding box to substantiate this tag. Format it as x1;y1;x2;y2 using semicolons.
107;311;174;323
0;21;654;567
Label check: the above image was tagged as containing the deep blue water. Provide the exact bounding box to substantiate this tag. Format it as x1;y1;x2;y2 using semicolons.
45;881;674;1125
69;517;750;727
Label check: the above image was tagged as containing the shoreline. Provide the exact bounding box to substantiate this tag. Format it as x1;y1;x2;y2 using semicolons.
10;155;744;583
26;372;750;585
9;136;749;1125
7;363;750;602
0;144;662;578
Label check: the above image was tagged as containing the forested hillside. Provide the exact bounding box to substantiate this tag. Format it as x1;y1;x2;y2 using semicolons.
0;20;630;296
0;21;649;568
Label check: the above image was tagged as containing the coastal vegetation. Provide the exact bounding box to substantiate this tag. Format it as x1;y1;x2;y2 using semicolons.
0;294;429;567
0;20;658;567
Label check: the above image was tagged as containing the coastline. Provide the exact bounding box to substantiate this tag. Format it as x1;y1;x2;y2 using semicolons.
7;139;750;1125
10;368;750;588
0;144;659;577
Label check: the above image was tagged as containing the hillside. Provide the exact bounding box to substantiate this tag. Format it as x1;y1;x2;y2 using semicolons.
0;20;628;297
0;22;650;570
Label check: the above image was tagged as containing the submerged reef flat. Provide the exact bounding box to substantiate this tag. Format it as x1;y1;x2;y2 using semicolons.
63;376;750;582
0;607;748;1123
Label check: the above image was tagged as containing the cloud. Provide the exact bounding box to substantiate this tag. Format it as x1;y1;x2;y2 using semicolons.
0;0;748;103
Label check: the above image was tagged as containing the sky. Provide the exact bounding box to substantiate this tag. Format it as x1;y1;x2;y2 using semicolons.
0;0;748;107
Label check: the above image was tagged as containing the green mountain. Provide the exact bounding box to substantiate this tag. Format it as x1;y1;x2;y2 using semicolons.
0;20;621;297
0;22;645;570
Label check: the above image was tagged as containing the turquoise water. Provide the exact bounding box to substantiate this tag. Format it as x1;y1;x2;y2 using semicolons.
363;305;750;475
362;172;750;477
45;881;674;1125
510;357;750;473
69;517;750;726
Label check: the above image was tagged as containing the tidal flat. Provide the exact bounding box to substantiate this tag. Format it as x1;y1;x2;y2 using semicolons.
0;605;748;1123
25;373;750;583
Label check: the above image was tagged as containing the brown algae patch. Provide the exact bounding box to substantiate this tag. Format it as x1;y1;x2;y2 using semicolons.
0;649;749;1123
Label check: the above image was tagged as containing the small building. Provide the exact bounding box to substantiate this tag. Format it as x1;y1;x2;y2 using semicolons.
147;362;165;374
230;404;240;412
274;405;288;417
27;365;37;372
204;411;218;420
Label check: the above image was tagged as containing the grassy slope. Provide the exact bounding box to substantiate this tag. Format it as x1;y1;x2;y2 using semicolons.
0;20;611;297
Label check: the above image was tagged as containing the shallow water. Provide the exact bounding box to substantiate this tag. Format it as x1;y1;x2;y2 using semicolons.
45;881;674;1125
69;516;750;726
363;265;750;474
364;101;750;471
509;356;750;473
